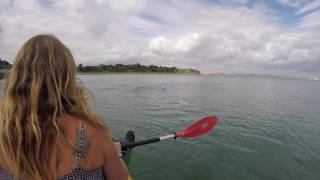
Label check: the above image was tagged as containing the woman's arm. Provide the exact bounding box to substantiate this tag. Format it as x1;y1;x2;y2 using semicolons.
101;134;129;180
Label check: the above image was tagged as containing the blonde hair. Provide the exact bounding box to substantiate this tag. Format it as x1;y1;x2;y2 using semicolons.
0;34;107;179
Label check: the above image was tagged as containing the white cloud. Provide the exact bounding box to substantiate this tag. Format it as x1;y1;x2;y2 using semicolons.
297;0;320;14
298;9;320;28
0;0;319;75
53;0;147;12
276;0;309;8
12;0;40;9
149;33;200;54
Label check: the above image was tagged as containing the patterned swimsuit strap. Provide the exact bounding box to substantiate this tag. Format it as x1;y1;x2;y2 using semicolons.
76;120;85;168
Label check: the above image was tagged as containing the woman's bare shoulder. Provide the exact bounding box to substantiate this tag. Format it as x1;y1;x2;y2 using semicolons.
66;115;112;143
62;114;108;168
64;114;107;138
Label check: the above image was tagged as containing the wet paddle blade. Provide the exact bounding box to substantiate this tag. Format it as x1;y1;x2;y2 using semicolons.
175;116;218;138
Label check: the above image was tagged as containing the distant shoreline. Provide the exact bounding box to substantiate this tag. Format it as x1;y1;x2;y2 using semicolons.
77;63;201;75
0;69;200;80
0;61;202;79
77;71;200;75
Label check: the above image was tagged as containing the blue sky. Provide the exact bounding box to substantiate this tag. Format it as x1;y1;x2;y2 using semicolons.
0;0;319;76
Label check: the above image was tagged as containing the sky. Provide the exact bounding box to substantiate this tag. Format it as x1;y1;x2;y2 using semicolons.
0;0;320;75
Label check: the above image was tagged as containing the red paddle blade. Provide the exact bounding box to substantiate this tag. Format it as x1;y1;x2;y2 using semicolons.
175;116;218;138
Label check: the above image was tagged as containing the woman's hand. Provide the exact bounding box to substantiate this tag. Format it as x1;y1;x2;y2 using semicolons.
113;142;123;158
102;135;129;180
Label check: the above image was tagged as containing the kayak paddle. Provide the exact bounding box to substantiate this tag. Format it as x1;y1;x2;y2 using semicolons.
121;115;218;150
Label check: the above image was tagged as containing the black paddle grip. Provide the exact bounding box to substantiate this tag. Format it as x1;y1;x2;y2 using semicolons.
121;137;160;150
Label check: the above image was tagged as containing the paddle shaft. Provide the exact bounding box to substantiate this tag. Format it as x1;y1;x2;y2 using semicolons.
121;134;176;149
121;115;218;150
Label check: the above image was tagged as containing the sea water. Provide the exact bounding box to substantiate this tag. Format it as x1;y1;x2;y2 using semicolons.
78;74;320;180
1;74;319;180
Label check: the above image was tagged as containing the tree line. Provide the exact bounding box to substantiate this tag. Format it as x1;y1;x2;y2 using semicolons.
77;63;200;74
0;58;200;79
0;58;11;69
0;58;11;79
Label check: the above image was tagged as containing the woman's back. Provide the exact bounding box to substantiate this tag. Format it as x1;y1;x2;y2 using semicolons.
0;115;109;179
54;115;105;178
0;34;128;180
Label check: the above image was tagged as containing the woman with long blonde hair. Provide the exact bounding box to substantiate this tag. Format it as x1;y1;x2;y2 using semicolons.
0;34;128;180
